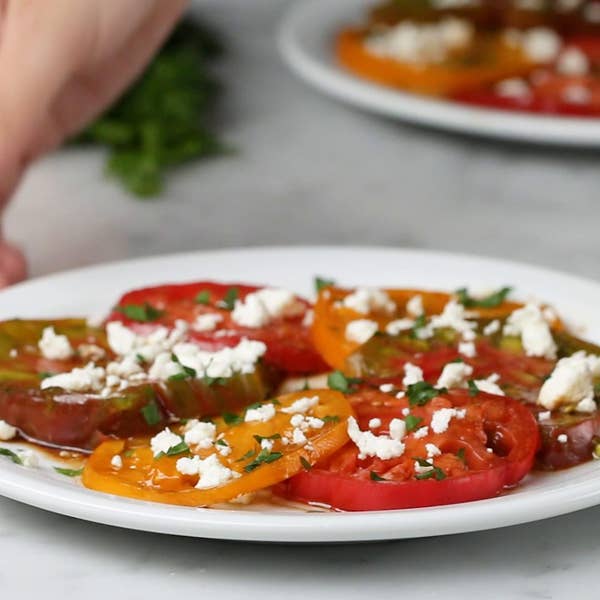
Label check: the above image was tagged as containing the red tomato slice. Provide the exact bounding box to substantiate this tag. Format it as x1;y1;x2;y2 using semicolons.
107;282;328;374
278;389;539;511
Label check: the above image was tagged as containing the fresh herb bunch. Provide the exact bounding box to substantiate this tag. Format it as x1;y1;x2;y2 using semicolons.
75;17;225;197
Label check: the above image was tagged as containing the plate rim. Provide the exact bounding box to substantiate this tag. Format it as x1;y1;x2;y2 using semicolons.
278;0;600;147
2;244;600;542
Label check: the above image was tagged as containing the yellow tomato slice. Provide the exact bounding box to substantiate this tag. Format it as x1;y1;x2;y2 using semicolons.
82;390;352;506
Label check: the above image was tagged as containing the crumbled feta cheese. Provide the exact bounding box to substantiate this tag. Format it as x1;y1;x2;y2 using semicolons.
401;407;410;416
345;319;379;344
342;288;396;315
231;288;303;328
8;348;17;358
396;391;406;400
430;408;466;434
557;47;589;75
425;443;441;458
458;341;477;358
244;403;276;423
385;318;414;335
260;438;274;451
403;362;424;387
413;426;429;439
38;327;74;360
521;27;562;63
302;310;314;327
495;78;531;98
369;418;382;429
20;450;38;468
0;420;17;441
175;454;239;489
111;455;123;469
41;362;106;392
557;434;568;444
538;410;552;421
379;383;395;393
437;362;473;389
150;428;183;457
78;344;106;361
347;416;405;460
430;300;477;337
389;418;406;441
406;295;424;318
473;374;505;396
538;352;597;411
217;443;232;457
193;313;223;332
183;420;217;448
483;319;501;336
414;460;434;475
289;413;324;432
504;303;557;359
281;395;319;414
291;428;308;446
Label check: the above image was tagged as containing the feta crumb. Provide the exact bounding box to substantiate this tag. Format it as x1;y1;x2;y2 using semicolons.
406;295;424;318
557;434;568;444
495;78;531;98
437;362;473;389
150;428;183;457
401;407;410;416
425;443;441;458
111;455;123;469
244;403;276;423
473;374;505;396
396;391;406;399
458;341;477;358
414;460;434;475
431;408;465;434
281;395;319;414
538;410;552;421
430;300;477;337
385;318;414;335
183;420;216;448
0;420;17;441
292;428;308;446
483;320;501;336
504;303;557;359
8;348;17;358
41;362;106;392
403;362;424;387
413;426;429;439
175;454;239;489
369;418;382;429
557;47;589;75
347;416;405;460
231;288;303;328
345;319;379;344
342;288;396;315
20;450;38;468
38;327;74;360
379;383;395;393
192;313;223;332
521;27;562;63
389;418;406;441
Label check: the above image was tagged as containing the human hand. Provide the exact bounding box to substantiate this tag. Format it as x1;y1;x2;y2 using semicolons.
0;0;188;284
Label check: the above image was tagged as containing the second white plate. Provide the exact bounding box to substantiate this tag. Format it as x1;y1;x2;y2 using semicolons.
279;0;600;147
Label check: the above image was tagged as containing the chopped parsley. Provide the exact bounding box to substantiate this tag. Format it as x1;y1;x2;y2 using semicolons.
195;290;211;305
155;440;189;459
218;287;239;311
410;314;427;339
216;439;229;447
0;447;23;465
321;415;341;424
456;447;466;463
236;448;257;462
404;414;423;432
407;381;447;406
253;433;281;444
244;449;283;472
314;276;335;292
38;371;55;380
327;371;361;394
370;471;387;482
54;466;84;477
141;400;161;426
116;302;164;322
300;456;312;471
467;379;480;397
222;412;243;426
456;286;512;309
414;458;446;481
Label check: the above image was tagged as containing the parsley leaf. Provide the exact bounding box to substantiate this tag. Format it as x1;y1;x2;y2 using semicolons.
218;287;239;311
467;379;480;397
327;371;361;394
253;433;281;444
0;447;23;465
407;381;447;406
54;467;84;477
314;276;335;292
216;439;229;447
404;414;423;432
156;440;189;459
410;314;427;339
322;415;341;424
370;471;387;482
457;447;466;463
141;400;161;426
236;448;257;462
222;412;243;426
413;458;446;481
244;449;283;472
195;290;211;305
116;302;164;322
300;456;312;471
456;287;512;309
38;372;55;380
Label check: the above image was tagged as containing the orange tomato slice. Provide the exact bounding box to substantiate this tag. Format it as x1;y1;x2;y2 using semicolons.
82;390;353;506
336;28;535;96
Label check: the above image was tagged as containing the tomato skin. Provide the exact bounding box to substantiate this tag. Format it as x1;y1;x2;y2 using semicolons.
108;281;328;374
279;389;539;511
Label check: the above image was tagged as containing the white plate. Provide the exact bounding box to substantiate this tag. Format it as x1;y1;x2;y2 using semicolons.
278;0;600;147
1;246;600;543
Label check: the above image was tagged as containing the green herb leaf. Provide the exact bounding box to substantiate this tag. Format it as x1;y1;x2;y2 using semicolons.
195;290;211;305
457;447;466;463
450;357;464;363
244;449;283;472
467;379;480;397
216;439;228;447
0;447;23;465
410;314;427;339
236;448;257;462
38;371;55;380
413;458;446;481
54;467;84;477
158;440;189;458
315;276;335;292
136;353;146;365
456;287;512;309
404;414;423;432
407;381;447;406
370;471;387;482
322;415;341;424
327;371;361;394
223;412;243;426
116;302;164;322
218;287;239;311
141;401;161;426
253;433;281;444
300;456;312;471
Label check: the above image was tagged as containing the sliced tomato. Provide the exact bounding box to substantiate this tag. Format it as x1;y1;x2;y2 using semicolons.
107;281;327;374
82;390;353;506
279;388;539;511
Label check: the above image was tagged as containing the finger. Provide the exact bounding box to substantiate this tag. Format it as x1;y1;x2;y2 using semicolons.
0;239;27;286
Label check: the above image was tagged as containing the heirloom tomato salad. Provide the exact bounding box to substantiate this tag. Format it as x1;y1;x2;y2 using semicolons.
1;279;600;512
336;0;600;117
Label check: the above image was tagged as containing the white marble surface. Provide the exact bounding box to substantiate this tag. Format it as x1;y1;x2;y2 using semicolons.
2;0;600;597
